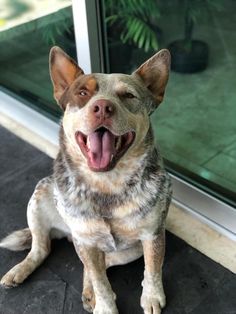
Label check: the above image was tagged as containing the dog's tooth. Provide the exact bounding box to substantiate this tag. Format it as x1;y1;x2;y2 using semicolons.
110;154;114;162
115;137;121;150
87;136;90;149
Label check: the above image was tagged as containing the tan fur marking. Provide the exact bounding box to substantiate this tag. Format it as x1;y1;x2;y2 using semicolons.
85;77;97;92
142;231;165;274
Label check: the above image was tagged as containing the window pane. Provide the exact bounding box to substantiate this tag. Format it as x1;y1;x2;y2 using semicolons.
0;0;75;119
103;0;236;206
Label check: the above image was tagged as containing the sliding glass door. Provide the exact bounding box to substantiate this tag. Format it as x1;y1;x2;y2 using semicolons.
101;0;236;208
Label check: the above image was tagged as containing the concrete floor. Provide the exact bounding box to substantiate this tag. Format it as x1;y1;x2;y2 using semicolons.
0;126;236;314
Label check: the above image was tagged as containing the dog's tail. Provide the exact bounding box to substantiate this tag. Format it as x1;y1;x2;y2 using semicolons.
0;228;32;251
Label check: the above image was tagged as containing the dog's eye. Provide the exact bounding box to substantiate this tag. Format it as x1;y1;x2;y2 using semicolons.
79;90;88;96
124;92;135;99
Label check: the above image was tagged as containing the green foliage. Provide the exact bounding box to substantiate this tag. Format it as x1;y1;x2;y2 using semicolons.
38;7;73;45
105;0;161;52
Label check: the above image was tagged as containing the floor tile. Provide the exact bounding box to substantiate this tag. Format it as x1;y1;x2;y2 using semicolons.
0;280;66;314
203;153;236;186
63;285;87;314
223;140;236;159
0;126;49;184
190;271;236;314
0;152;52;237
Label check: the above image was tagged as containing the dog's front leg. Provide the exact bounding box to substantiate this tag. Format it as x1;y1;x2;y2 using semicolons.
141;229;166;314
73;242;118;314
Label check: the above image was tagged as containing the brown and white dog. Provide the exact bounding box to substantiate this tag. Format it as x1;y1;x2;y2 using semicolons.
0;47;172;314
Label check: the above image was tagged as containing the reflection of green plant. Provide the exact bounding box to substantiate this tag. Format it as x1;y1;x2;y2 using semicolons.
105;0;161;52
38;7;73;45
182;0;223;49
0;6;73;45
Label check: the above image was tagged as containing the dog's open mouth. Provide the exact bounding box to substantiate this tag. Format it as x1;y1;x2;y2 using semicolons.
76;127;135;172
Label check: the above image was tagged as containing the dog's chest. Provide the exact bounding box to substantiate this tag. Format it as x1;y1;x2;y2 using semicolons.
70;217;141;252
54;185;152;252
53;160;171;252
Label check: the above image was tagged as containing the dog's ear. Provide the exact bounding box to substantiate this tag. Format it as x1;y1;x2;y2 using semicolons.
49;46;84;104
133;49;170;105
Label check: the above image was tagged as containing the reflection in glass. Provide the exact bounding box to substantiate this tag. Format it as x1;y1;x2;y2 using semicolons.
0;0;75;119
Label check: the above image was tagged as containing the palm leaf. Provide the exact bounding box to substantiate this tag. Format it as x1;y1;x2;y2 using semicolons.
105;0;160;52
120;16;158;52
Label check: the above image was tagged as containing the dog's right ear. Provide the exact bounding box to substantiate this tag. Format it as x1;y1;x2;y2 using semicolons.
49;46;84;106
133;49;170;106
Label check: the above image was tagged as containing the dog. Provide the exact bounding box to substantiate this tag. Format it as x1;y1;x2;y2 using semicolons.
0;46;172;314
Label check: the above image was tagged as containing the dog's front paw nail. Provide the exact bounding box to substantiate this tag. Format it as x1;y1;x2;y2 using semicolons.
94;303;118;314
141;297;161;314
94;310;118;314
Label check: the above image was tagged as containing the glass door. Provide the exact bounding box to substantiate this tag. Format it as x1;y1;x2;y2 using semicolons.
0;0;76;120
100;0;236;208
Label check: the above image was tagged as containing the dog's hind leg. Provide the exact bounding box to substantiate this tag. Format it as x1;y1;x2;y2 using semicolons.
0;231;51;288
0;177;67;288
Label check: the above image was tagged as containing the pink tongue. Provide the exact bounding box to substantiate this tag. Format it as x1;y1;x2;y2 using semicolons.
88;130;116;169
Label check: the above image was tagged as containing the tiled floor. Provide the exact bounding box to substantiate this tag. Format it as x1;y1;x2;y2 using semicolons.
0;126;236;314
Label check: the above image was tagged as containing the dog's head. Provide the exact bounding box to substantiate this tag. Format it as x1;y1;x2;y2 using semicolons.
50;47;170;173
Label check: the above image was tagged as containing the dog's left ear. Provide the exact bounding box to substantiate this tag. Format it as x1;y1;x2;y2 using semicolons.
49;46;84;105
133;49;170;105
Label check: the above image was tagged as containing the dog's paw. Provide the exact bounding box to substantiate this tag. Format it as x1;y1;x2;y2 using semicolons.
141;294;165;314
0;264;27;288
141;276;166;314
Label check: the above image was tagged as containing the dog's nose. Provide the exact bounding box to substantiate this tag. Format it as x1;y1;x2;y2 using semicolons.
92;99;115;119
